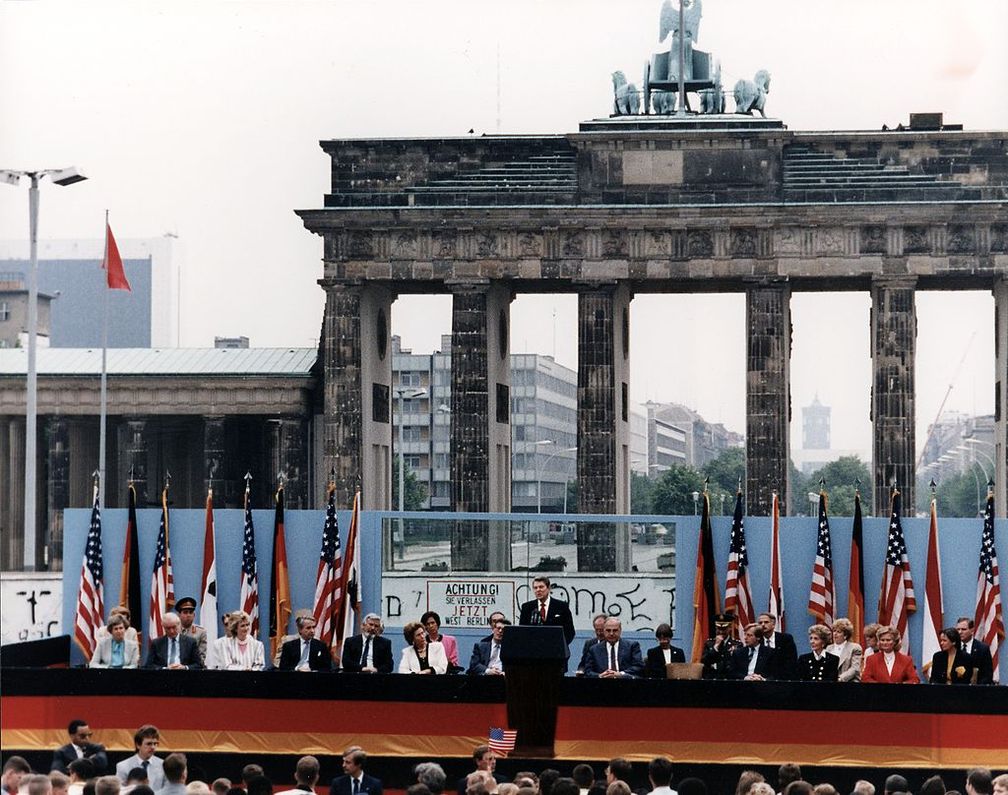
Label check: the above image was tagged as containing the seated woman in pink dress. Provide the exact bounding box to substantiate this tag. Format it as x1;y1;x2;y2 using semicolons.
421;611;458;669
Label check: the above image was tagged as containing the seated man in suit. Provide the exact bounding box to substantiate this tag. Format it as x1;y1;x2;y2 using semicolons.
583;618;644;678
644;622;686;678
757;612;797;680
330;749;382;795
52;719;109;775
468;618;509;676
278;614;332;672
144;613;203;670
518;576;575;657
576;614;608;676
700;612;741;680
341;614;393;674
115;725;164;791
730;623;774;680
956;616;994;684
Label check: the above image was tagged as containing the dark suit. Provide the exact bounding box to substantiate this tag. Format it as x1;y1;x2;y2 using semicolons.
51;742;108;775
341;634;393;673
765;631;798;680
929;649;974;684
518;597;576;656
644;644;686;679
797;651;840;682
963;638;994;685
700;636;741;680
329;773;383;795
730;643;775;680
577;637;602;674
583;640;644;678
467;638;504;676
278;637;332;671
143;634;204;669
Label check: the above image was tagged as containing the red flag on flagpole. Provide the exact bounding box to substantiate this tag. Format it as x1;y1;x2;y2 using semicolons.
200;489;219;648
102;221;131;291
768;492;785;631
335;491;362;658
848;491;866;646
691;491;720;662
921;493;944;669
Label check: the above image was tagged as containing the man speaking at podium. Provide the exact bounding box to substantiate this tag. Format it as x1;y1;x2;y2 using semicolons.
518;576;576;657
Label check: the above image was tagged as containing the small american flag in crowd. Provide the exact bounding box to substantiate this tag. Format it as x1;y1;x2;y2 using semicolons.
974;490;1003;682
74;484;105;660
313;483;343;650
239;483;260;636
807;490;836;625
488;727;517;757
878;488;916;653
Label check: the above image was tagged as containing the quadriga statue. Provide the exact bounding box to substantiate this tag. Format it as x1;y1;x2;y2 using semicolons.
733;69;771;117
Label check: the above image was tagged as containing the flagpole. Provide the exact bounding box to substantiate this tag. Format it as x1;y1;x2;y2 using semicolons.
99;210;109;510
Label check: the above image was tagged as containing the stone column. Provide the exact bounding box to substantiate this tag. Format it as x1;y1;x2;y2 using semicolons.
449;281;513;570
870;277;917;515
270;418;309;509
7;418;26;570
0;418;10;569
123;418;150;507
321;282;394;509
46;417;70;571
68;420;98;509
576;283;632;572
204;415;227;502
995;278;1008;517
745;281;791;516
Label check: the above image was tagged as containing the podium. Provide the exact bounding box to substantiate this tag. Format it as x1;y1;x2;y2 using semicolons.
500;625;567;757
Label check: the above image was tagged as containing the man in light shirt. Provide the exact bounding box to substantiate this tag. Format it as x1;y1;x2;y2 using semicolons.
278;616;332;672
583;618;643;678
645;758;677;795
274;756;320;795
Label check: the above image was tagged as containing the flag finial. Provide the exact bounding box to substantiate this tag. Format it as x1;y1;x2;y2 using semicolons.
164;470;172;492
819;476;826;490
930;478;937;495
244;471;253;488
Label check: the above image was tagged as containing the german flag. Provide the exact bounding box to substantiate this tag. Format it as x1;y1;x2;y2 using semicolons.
119;483;142;643
270;485;292;659
691;490;720;662
847;491;865;646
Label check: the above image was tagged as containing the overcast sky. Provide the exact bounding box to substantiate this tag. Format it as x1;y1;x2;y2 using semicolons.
2;0;1006;456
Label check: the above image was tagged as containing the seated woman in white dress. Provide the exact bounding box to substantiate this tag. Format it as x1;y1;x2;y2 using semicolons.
826;617;864;682
210;610;265;671
397;620;448;674
90;614;139;668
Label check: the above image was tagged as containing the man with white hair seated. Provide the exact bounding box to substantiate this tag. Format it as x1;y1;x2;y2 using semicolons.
341;614;393;673
144;614;203;670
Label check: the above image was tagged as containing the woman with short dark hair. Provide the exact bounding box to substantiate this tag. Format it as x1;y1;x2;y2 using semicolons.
421;611;459;668
928;627;973;684
644;623;685;678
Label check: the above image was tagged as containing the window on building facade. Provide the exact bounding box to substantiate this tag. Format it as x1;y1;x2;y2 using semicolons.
0;302;9;322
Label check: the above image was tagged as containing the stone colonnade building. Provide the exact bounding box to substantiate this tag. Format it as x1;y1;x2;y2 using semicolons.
295;117;1008;540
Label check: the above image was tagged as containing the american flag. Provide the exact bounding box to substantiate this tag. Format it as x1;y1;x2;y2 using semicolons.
878;488;916;653
974;491;1002;683
74;484;105;660
201;489;219;647
723;489;753;638
768;492;785;630
313;483;343;650
487;727;517;757
240;484;260;636
807;491;836;625
148;488;175;640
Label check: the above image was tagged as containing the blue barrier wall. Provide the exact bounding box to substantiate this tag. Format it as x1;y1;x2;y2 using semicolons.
63;508;1006;676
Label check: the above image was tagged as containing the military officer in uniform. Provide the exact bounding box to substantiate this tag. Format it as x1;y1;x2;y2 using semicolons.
175;597;208;667
700;612;741;679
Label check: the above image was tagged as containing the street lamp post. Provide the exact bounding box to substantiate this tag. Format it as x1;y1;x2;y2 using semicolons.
2;167;87;571
691;490;699;515
534;439;554;513
393;386;427;556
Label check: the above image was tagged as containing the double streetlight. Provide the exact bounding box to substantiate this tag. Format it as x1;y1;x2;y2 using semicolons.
535;440;576;514
2;167;87;571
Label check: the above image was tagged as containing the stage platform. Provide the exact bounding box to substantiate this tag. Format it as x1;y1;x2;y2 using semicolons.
2;668;1005;772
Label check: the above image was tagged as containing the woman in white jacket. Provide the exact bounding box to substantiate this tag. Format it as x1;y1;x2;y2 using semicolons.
398;620;448;674
826;617;864;682
210;610;265;671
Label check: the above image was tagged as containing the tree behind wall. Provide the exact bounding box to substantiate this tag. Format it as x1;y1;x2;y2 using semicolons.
392;456;428;511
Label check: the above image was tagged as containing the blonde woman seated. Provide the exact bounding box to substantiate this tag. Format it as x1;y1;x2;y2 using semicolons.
210;611;265;670
826;618;863;682
90;615;139;668
398;620;448;674
94;606;139;646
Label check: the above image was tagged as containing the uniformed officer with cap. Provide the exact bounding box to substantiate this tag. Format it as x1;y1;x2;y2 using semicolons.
700;611;741;679
174;597;207;667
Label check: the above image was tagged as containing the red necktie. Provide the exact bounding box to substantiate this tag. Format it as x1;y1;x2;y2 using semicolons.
539;603;546;623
